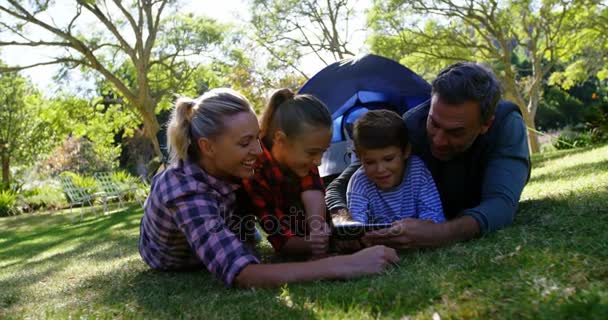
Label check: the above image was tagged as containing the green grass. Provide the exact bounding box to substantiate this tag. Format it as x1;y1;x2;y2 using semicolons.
2;145;608;319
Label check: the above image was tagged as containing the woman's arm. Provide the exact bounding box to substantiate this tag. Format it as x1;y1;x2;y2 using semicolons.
234;245;399;288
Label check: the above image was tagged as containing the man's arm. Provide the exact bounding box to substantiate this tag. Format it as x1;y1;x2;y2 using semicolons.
461;111;530;234
325;162;361;214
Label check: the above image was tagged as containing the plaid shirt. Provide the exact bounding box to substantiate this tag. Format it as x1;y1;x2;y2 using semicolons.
139;159;259;286
242;144;325;251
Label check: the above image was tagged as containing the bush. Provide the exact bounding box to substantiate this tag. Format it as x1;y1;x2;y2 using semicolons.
40;136;114;176
112;170;147;202
0;190;18;217
553;126;602;150
20;183;67;212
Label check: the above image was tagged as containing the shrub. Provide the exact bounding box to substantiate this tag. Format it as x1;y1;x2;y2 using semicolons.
40;136;114;176
20;183;67;212
0;190;18;217
553;126;597;150
112;170;147;202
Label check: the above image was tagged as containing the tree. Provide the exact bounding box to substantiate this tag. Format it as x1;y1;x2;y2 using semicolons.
250;0;360;78
549;2;608;89
0;71;50;186
368;0;588;153
0;1;226;158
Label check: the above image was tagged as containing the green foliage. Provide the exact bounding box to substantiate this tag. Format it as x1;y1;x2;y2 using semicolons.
0;70;55;185
20;183;67;212
0;190;18;217
112;170;147;201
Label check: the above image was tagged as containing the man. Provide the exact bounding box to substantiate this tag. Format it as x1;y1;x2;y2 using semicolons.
326;62;531;249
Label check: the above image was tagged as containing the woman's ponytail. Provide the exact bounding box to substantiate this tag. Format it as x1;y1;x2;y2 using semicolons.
167;98;196;163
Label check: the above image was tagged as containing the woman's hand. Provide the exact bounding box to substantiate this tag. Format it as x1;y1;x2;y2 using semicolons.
338;245;399;278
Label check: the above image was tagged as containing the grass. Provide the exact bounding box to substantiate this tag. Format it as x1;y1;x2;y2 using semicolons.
1;145;608;319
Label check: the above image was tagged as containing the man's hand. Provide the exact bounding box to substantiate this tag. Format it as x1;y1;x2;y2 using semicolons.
361;218;445;249
361;216;480;249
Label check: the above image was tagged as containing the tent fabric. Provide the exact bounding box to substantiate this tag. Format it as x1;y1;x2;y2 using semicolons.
298;54;432;177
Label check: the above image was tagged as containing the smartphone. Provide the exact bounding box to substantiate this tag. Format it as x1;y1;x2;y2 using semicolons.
331;222;393;240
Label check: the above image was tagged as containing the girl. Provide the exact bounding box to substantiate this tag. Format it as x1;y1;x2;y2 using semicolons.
138;88;398;288
243;88;334;258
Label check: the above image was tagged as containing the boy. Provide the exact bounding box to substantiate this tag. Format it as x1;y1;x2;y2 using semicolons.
347;110;445;224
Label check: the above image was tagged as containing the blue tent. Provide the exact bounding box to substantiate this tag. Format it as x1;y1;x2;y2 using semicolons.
299;54;431;177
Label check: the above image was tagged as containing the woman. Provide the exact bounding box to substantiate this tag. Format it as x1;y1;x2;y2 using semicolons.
139;88;398;288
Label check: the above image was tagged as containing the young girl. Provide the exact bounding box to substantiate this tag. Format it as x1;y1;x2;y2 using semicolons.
242;88;335;258
138;88;398;288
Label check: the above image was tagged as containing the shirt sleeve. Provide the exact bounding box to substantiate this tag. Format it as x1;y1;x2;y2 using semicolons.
414;160;446;223
346;169;370;223
461;112;531;234
325;161;362;211
242;178;296;252
300;167;325;192
171;193;259;287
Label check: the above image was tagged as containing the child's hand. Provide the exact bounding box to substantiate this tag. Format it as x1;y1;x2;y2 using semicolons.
308;222;331;257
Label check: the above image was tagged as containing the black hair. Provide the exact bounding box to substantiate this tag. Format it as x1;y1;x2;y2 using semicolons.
432;62;502;123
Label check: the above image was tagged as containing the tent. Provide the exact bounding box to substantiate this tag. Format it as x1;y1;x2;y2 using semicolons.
298;54;431;178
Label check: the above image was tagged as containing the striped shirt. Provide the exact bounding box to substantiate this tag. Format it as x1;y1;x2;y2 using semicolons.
139;159;259;286
347;155;445;224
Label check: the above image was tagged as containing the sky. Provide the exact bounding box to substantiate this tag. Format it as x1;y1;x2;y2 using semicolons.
0;0;369;96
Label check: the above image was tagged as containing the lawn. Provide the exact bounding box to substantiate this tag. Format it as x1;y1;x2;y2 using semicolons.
1;146;607;319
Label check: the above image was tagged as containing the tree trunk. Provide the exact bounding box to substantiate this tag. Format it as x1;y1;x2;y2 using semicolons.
502;79;539;154
141;109;162;158
1;152;9;186
526;86;542;154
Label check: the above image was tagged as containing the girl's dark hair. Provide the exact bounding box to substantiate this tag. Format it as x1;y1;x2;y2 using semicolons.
259;88;332;148
353;109;409;151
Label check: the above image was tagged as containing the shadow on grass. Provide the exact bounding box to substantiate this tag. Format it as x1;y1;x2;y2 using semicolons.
530;145;599;170
0;205;141;261
529;159;608;185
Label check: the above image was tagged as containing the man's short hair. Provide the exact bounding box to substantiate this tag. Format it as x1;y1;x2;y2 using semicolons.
353;109;408;151
432;62;502;123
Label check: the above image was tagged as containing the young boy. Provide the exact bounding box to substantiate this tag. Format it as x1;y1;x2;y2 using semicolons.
346;109;446;224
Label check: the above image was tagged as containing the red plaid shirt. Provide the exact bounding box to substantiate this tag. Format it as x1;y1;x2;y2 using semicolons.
242;144;325;251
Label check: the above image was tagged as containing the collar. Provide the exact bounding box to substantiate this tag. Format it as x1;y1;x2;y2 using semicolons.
179;159;240;197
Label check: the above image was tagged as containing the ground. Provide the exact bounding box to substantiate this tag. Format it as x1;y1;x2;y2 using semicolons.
1;145;607;319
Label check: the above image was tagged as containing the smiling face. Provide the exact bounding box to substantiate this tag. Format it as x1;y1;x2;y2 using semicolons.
358;145;410;191
198;111;262;180
271;125;332;177
426;94;493;161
